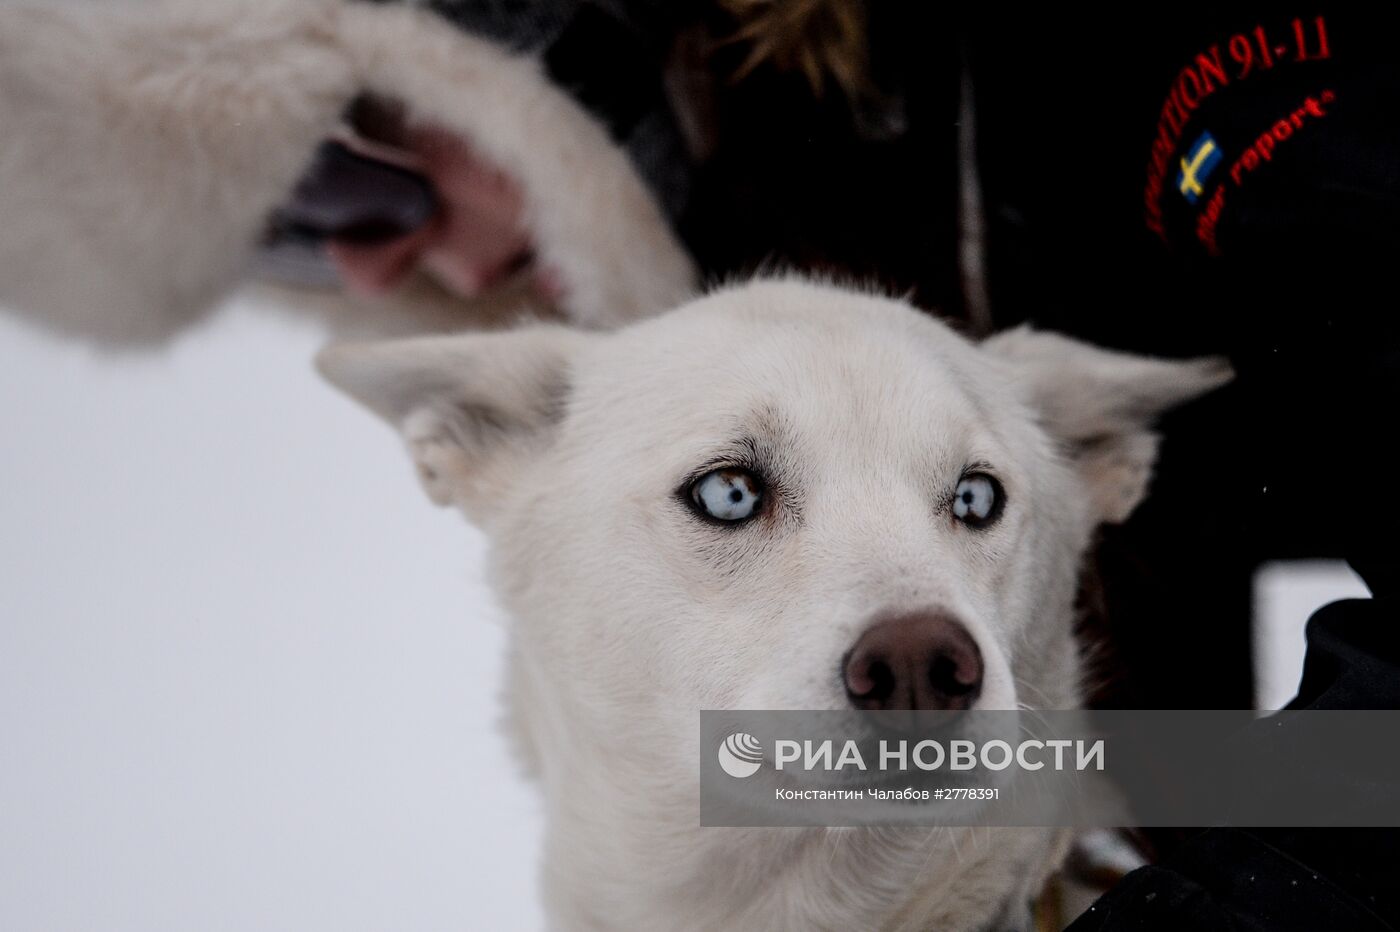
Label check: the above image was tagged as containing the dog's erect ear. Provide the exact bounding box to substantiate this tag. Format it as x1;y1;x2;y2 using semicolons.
984;327;1232;524
317;326;591;519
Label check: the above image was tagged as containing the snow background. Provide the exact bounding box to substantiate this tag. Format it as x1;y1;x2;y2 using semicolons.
0;297;1368;930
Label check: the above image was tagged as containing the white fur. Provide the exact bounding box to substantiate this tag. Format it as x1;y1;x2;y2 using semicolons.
318;278;1230;931
0;0;695;345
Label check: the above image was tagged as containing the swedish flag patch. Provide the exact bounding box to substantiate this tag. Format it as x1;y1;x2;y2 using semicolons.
1177;132;1223;205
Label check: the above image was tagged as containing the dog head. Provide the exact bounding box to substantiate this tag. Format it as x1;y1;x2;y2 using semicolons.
319;276;1228;760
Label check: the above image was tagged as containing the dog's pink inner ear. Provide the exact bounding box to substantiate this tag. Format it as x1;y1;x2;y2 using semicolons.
398;405;497;507
981;326;1232;524
316;326;589;516
320;118;535;300
1071;432;1162;525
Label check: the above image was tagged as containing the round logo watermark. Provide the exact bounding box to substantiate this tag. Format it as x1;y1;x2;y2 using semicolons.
718;732;763;778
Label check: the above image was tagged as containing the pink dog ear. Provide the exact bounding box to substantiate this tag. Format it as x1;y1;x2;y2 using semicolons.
317;326;591;520
983;326;1232;524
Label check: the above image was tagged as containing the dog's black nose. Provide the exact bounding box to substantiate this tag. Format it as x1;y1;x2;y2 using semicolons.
843;612;984;711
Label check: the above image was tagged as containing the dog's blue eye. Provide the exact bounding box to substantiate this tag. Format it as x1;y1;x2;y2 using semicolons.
690;469;762;522
952;473;1002;528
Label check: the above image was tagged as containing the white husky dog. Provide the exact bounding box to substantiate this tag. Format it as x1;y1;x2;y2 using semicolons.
319;278;1229;931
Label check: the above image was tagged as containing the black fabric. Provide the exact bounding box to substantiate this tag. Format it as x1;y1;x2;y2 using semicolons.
676;1;965;317
978;16;1400;925
968;9;1400;709
1064;829;1397;932
1067;596;1400;931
